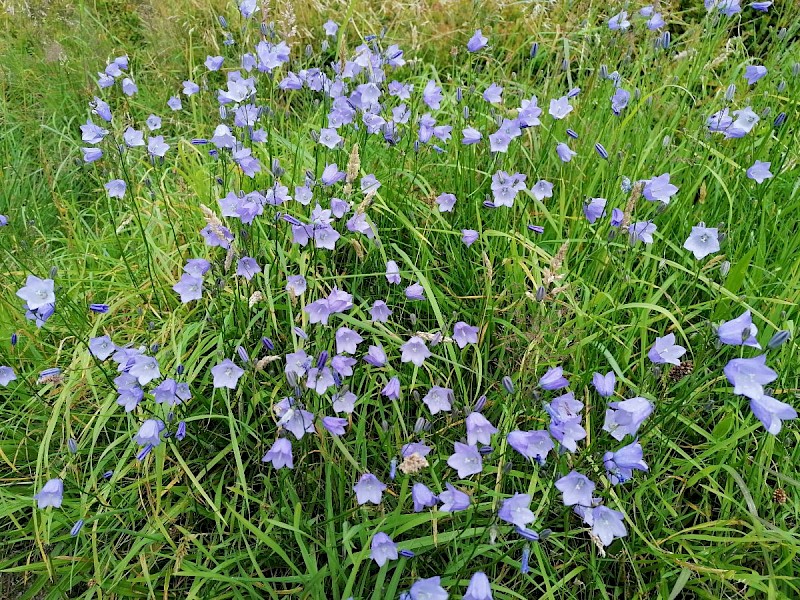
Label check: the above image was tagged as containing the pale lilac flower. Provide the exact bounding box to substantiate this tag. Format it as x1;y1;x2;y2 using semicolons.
172;273;203;303
683;225;720;259
423;386;452;414
405;283;426;301
17;275;55;310
319;128;342;149
134;419;164;446
608;10;630;30
647;12;665;29
744;65;767;85
467;29;488;52
236;257;261;281
498;493;535;528
436;193;457;212
34;478;64;509
412;483;437;512
105;179;126;199
423;80;443;110
540;366;569;390
167;96;182;111
129;355;161;385
750;1;772;11
583;198;607;223
610;88;630;115
603;441;649;484
331;354;356;377
629;221;656;244
750;395;797;434
642;173;678;204
123;127;145;147
447;442;483;478
507;430;554;463
439;483;470;512
603;397;654;440
121;77;137;96
462;229;479;246
262;438;293;469
724;355;777;399
483;83;503;104
462;127;482;144
531;180;553;201
453;321;478;348
286;275;307;296
648;333;686;365
211;358;244;389
371;532;398;567
592;371;616;397
333;390;357;414
463;572;492;600
465;412;497;446
746;160;772;183
409;577;448;600
205;55;224;70
323;20;338;36
386;260;401;284
717;310;760;348
146;114;162;130
369;300;392;322
555;470;595;506
549;96;573;119
0;366;17;386
353;473;386;505
585;506;627;546
322;416;348;436
556;142;576;162
333;327;362;355
147;136;169;157
382;377;401;400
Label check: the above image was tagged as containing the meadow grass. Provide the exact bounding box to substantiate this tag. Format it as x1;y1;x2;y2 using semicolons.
1;0;799;598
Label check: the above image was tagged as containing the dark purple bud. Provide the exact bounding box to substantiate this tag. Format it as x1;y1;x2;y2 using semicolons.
103;470;114;479
219;106;227;120
566;128;578;139
535;286;546;302
767;330;790;350
502;376;515;394
389;458;397;480
414;417;428;433
262;337;274;351
332;370;341;387
49;266;58;279
176;420;187;441
478;445;493;455
70;519;85;537
293;326;308;340
595;142;609;159
599;64;608;79
177;363;184;375
456;87;462;102
208;150;219;159
317;351;328;369
774;112;786;127
483;201;496;209
567;87;581;98
516;526;539;541
660;31;670;49
399;549;415;558
521;545;530;574
261;22;269;36
218;15;227;28
282;214;302;226
530;42;538;58
271;158;284;177
191;138;209;145
67;438;78;454
527;224;545;234
539;528;552;540
725;84;736;102
414;140;420;153
777;80;786;93
474;395;487;412
136;444;153;461
11;333;17;346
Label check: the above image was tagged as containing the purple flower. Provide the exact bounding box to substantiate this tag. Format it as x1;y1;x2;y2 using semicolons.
642;173;678;204
318;128;342;149
549;96;573;119
405;282;426;300
724;355;777;399
465;412;497;446
322;416;348;436
333;391;357;414
483;83;503;104
211;358;244;389
603;441;649;484
540;366;569;390
584;506;627;546
467;29;488;52
462;127;482;145
0;366;17;386
648;333;686;365
750;1;772;11
353;473;386;505
462;229;480;246
436;193;457;212
556;142;576;162
750;395;797;434
167;96;182;111
129;355;161;385
369;300;392;323
647;12;665;29
146;114;162;130
608;10;630;30
555;471;595;506
531;180;553;201
611;208;624;227
121;77;137;96
498;493;535;528
746;160;772;183
603;397;654;440
439;483;470;512
123;127;144;147
463;572;492;600
363;345;387;368
236;257;261;281
147;136;169;157
507;430;554;463
371;532;398;567
335;327;364;354
629;221;656;244
422;386;453;414
717;310;760;348
386;260;401;284
592;371;616;397
409;577;448;600
260;437;293;469
205;55;224;70
400;336;431;367
82;147;103;163
411;483;437;512
105;179;126;199
744;65;767;85
583;198;607;223
173;273;203;303
610;88;630;115
16;275;55;311
447;442;483;478
453;321;479;348
134;419;165;447
323;19;338;36
683;224;720;259
382;377;401;400
286;275;307;296
34;478;64;508
422;80;443;110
